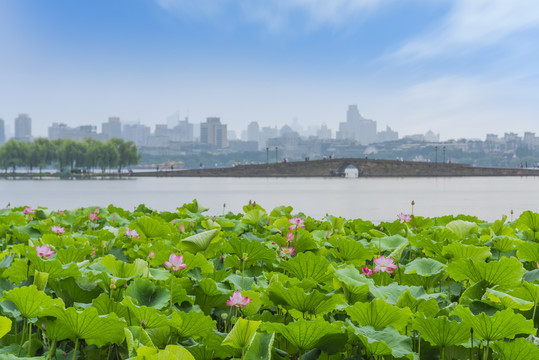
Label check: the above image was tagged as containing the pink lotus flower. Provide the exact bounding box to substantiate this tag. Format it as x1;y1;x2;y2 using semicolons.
125;228;140;239
23;207;35;215
361;266;373;276
36;244;55;259
373;256;398;274
280;245;296;257
397;213;412;223
164;253;187;272
88;212;99;221
286;232;294;242
149;250;155;259
288;217;305;230
51;225;65;235
179;223;185;233
226;290;252;308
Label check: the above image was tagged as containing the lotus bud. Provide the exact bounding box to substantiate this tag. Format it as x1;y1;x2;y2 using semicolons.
411;200;415;206
221;313;228;320
253;201;256;207
326;231;330;239
112;216;116;221
253;275;258;283
189;221;194;228
149;250;155;259
249;200;252;205
267;219;271;225
173;219;177;224
110;283;116;290
212;216;216;221
179;223;185;233
101;242;107;248
141;318;146;327
242;253;248;262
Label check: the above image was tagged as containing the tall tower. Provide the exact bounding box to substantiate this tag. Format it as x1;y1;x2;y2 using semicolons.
14;114;32;142
200;117;227;148
0;118;5;145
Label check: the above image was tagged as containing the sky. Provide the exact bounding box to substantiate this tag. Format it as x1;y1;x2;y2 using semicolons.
1;0;539;140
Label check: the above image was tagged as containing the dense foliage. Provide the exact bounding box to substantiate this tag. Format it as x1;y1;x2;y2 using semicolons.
1;201;539;359
0;138;140;173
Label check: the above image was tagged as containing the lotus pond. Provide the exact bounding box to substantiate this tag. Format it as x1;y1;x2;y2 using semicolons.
1;201;539;360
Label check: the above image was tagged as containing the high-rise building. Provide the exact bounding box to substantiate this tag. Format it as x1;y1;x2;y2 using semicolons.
14;114;32;142
200;117;227;148
170;117;194;142
317;124;332;140
102;117;122;139
336;105;377;144
48;123;100;141
123;123;151;146
247;122;259;143
0;118;5;145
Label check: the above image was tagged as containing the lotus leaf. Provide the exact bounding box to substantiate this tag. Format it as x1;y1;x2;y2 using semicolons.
169;310;215;339
26;251;81;280
56;246;93;265
279;252;332;283
91;293;129;318
225;237;276;269
41;318;75;341
120;297;169;328
181;229;219;253
126;278;170;310
483;288;534;311
347;323;417;360
244;332;274;360
516;210;539;239
413;315;469;348
221;318;261;350
47;306;125;347
517;241;539;263
405;258;445;276
333;264;382;302
446;257;525;286
241;209;267;226
397;291;440;317
452;306;535;341
261;317;341;352
329;236;373;264
48;277;102;307
0;315;11;339
442;242;491;261
491;337;539;360
345;298;412;332
3;285;64;319
100;254;149;278
267;282;340;316
130;216;171;239
375;234;408;251
446;220;478;239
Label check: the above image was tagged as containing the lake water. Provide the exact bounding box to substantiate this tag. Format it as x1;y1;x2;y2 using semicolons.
1;176;538;223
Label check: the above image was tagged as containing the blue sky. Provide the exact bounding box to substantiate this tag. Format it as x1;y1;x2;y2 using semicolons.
1;0;539;140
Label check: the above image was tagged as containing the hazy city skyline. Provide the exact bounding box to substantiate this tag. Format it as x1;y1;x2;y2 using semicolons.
2;1;539;140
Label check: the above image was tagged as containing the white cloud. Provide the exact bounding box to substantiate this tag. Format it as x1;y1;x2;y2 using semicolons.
154;0;390;29
394;0;539;60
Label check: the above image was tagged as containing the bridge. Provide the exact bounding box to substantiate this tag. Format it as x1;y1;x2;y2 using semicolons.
135;158;539;177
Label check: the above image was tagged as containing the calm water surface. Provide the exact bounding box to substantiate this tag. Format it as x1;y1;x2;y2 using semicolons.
1;177;538;222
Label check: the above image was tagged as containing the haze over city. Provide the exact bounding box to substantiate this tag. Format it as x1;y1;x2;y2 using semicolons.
2;0;539;140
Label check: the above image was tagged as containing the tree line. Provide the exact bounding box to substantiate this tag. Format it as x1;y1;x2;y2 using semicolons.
0;138;140;173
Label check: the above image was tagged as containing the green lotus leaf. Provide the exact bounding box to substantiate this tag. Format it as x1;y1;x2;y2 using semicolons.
145;325;171;349
169;310;215;339
460;280;489;305
412;315;469;348
48;277;102;307
517;241;539;263
329;237;373;264
509;281;539;305
241;208;267;226
347;323;416;360
130;216;171;239
261;317;341;352
405;258;445;276
490;236;522;253
156;345;195;360
26;251;81;280
491;337;539;360
181;229;219;253
389;242;408;263
47;306;125;347
267;282;340;316
56;245;93;265
222;318;261;350
516;210;539;239
446;220;478;239
442;242;491;261
180;199;209;214
279;252;332;283
224;236;276;269
186;332;234;360
333;264;383;302
483;288;534;311
452;306;535;341
375;235;408;251
92;293;129;319
244;332;274;360
125;326;156;357
41;318;75;342
100;254;148;279
121;297;169;328
193;278;229;313
345;298;412;332
3;285;64;319
126;278;170;310
375;283;432;305
0;315;11;339
446;257;525;287
396;291;440;317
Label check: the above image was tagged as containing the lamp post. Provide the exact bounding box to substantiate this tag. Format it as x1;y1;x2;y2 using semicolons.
443;146;446;164
266;147;269;164
435;146;438;163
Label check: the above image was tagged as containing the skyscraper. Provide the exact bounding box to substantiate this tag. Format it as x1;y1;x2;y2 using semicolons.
14;114;32;142
336;105;377;144
200;117;227;148
102;117;122;139
247;121;260;143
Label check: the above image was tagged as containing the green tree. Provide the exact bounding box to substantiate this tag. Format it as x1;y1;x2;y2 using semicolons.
97;141;119;173
107;138;140;171
0;139;28;173
58;139;87;171
32;138;56;173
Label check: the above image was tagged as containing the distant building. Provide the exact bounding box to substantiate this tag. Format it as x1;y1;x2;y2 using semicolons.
259;126;279;149
14;114;32;142
0;118;5;145
336;105;377;145
48;123;100;141
316;124;332;140
200;117;227;148
123;123;150;146
376;126;398;142
170;118;194;142
247;121;259;143
102;117;122;139
147;124;170;147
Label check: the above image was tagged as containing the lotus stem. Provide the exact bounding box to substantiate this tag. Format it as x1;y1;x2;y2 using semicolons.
241;259;245;291
169;273;174;313
73;338;79;360
28;323;32;357
482;340;489;360
441;346;445;360
470;328;474;360
18;320;27;356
